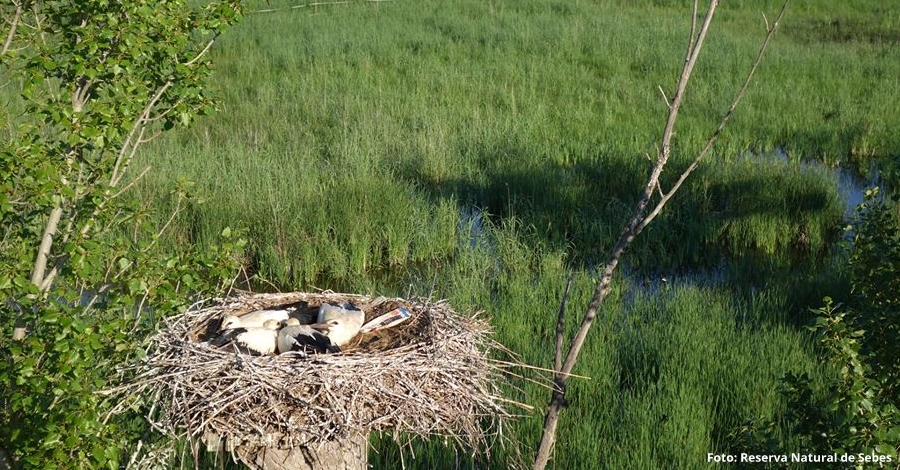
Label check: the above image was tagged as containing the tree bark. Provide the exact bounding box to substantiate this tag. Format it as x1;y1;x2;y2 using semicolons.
0;447;15;470
30;205;63;289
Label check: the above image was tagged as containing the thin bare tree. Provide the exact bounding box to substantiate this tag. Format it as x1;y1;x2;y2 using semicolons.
532;1;788;469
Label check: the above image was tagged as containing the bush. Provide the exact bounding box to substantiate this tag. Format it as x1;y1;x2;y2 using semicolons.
729;189;900;468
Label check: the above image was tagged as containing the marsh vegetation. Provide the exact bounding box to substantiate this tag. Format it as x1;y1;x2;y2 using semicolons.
10;0;897;468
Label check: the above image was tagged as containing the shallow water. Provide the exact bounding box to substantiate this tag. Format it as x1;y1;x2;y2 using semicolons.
741;147;880;218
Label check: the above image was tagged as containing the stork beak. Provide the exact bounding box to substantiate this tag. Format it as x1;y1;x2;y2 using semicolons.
308;322;332;333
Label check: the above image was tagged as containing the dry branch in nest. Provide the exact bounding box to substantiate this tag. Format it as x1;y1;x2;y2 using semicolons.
116;291;529;465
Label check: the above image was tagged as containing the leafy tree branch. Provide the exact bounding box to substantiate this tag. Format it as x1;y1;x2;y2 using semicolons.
0;2;249;468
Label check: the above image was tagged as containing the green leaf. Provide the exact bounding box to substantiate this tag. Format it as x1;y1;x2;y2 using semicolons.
128;278;148;294
2;1;248;465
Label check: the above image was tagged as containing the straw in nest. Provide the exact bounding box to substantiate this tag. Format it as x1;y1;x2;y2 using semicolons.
116;291;529;465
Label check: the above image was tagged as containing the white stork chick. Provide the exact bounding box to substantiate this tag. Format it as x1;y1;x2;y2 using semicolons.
276;318;338;355
316;303;365;347
210;318;281;355
220;309;291;330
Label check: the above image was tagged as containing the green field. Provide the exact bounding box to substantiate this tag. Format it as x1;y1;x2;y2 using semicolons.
130;0;898;468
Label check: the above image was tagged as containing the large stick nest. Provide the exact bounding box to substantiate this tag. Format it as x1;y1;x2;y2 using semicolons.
124;291;524;458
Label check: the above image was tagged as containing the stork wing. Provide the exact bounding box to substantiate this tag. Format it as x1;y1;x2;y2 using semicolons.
290;331;340;354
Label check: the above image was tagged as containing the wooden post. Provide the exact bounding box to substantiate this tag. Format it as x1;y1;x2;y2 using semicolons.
236;433;369;470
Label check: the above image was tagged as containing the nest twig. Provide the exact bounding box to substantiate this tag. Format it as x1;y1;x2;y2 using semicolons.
113;291;529;463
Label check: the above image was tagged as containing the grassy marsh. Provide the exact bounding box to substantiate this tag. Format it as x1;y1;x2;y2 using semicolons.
128;0;898;468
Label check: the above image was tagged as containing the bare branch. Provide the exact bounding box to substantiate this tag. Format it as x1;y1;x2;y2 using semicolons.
2;2;22;56
531;2;788;468
31;205;63;291
658;0;716;165
55;82;171;255
71;80;92;113
38;165;156;290
637;2;788;235
137;129;163;144
250;1;350;14
109;165;152;201
140;188;184;255
32;3;46;46
111;81;172;188
183;37;217;67
144;99;183;123
687;0;699;57
38;263;58;293
657;85;671;109
40;165;150;292
38;81;175;299
19;202;62;336
553;276;573;375
559;0;720;384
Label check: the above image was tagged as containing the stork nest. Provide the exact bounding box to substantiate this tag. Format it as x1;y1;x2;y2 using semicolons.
118;291;527;463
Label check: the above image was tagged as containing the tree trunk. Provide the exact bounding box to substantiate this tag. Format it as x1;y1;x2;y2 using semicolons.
235;433;368;470
0;447;15;470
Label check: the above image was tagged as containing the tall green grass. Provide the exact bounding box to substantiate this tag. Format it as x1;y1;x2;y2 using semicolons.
359;226;830;469
133;0;889;282
124;0;898;468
